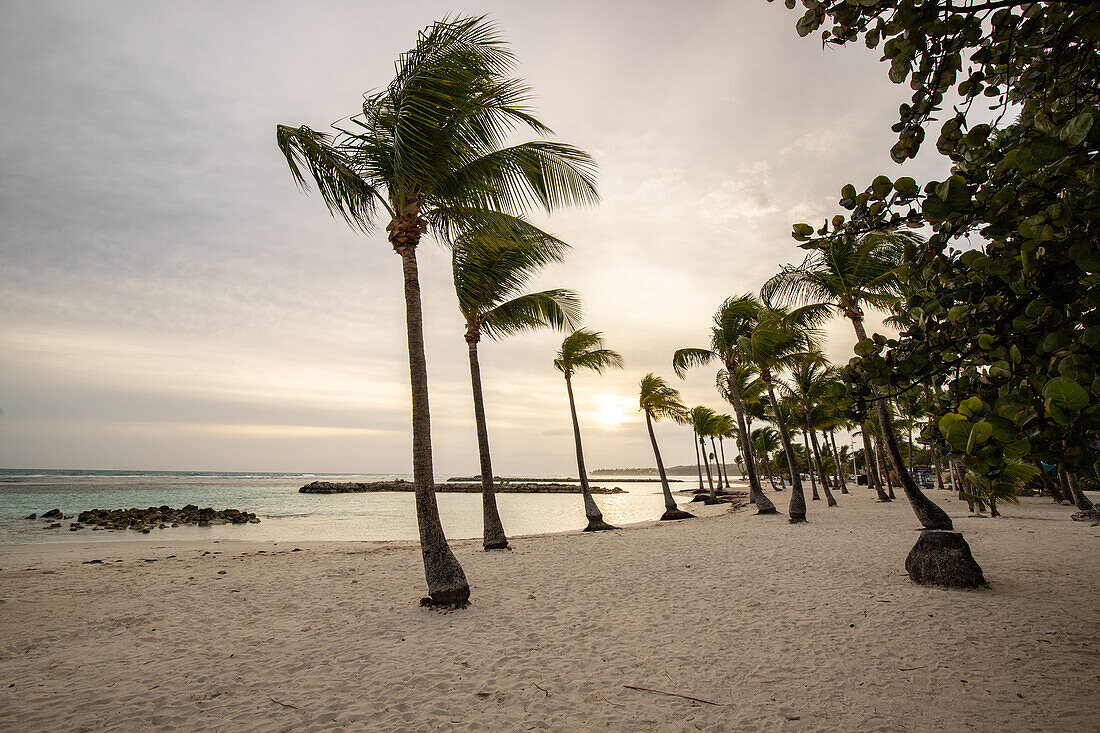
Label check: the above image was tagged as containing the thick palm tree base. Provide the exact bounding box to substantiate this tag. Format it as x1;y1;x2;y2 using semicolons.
583;517;618;532
788;512;807;524
660;508;695;521
420;585;471;609
876;498;892;503
905;530;986;588
483;540;509;551
754;507;779;516
826;498;838;508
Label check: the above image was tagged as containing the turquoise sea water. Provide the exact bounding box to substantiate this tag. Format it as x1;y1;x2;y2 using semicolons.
0;470;695;545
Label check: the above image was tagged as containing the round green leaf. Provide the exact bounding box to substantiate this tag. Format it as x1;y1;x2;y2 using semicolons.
1042;377;1089;410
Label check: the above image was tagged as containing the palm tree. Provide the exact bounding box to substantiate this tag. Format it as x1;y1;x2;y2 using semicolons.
639;374;695;520
275;16;598;606
752;426;782;491
856;418;891;501
762;232;953;530
452;222;583;550
689;406;719;502
739;303;828;523
555;329;624;531
783;356;839;507
674;295;778;514
713;414;736;488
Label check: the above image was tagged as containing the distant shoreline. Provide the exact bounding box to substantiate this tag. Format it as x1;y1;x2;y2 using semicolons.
300;481;626;494
446;476;682;484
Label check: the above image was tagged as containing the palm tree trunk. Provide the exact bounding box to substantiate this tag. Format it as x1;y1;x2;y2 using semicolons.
860;421;890;502
701;436;717;501
1037;463;1065;502
1065;470;1094;511
930;444;946;491
849;314;952;530
828;430;849;494
718;436;731;488
725;369;776;513
693;429;704;491
810;429;837;507
907;424;913;471
874;432;896;499
923;386;946;491
565;374;615;531
710;437;726;490
802;431;820;501
763;372;806;523
395;243;469;607
467;340;508;551
649;411;693;521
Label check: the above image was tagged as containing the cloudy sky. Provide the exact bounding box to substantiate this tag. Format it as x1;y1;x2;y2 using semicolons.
0;0;952;474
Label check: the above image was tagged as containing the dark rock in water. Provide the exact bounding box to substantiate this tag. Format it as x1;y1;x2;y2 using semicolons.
69;523;83;531
25;513;36;520
42;509;62;519
75;506;259;532
45;523;61;529
299;480;625;495
905;530;986;588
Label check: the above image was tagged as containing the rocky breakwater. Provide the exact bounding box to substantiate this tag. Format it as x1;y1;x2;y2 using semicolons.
300;480;626;494
69;505;260;533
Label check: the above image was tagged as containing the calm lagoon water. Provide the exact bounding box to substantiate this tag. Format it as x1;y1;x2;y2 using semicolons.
0;470;694;546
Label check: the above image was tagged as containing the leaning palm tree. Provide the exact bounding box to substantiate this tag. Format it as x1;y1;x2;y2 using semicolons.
762;232;953;530
689;406;719;502
639;374;695;520
739;303;828;523
452;222;583;550
752;426;783;491
275;16;598;606
554;329;624;531
713;413;736;488
783;356;839;507
674;295;778;514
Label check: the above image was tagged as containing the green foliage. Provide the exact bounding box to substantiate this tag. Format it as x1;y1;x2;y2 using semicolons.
276;15;598;243
639;374;688;423
772;0;1100;474
452;216;582;341
554;329;624;377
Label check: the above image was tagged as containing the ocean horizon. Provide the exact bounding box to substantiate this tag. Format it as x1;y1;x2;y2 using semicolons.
0;468;710;546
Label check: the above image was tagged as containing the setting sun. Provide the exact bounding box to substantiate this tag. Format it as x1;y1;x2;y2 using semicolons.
587;393;636;427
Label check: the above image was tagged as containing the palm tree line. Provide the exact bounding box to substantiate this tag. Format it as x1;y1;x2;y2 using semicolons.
276;15;1048;603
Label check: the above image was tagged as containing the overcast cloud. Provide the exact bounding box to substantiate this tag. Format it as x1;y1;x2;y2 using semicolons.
0;0;952;473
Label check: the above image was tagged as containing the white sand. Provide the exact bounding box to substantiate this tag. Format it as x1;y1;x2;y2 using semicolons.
0;488;1097;732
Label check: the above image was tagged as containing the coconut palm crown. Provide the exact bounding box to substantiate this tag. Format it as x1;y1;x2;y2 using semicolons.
554;329;624;377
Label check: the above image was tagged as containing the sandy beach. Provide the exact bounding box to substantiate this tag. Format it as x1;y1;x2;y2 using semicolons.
1;487;1097;732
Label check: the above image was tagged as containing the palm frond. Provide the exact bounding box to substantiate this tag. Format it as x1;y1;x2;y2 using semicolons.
275;125;385;230
639;373;688;422
672;347;716;379
481;289;583;340
555;329;623;375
